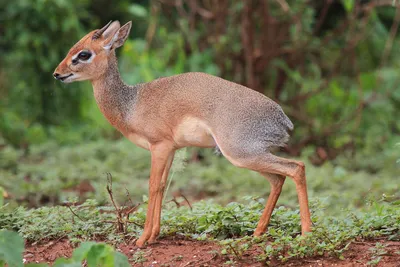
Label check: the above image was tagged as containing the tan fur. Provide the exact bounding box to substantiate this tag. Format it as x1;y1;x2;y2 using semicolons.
54;21;312;247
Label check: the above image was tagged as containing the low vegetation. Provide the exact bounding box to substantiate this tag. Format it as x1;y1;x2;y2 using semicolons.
0;139;399;265
0;230;129;267
1;194;399;265
1;138;399;210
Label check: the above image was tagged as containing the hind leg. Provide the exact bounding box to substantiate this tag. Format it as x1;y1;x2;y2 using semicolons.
249;154;312;235
259;155;312;235
221;148;312;235
254;173;286;236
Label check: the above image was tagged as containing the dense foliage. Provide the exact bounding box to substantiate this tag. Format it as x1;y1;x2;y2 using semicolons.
1;0;399;168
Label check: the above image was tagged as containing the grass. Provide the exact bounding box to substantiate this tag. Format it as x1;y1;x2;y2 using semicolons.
1;138;399;211
0;138;399;264
0;196;399;264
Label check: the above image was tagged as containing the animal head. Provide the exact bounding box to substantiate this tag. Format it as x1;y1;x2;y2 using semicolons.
53;20;131;83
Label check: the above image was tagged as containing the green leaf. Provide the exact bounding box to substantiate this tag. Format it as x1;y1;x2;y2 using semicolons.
128;4;147;18
359;72;377;91
0;187;5;206
52;257;79;267
0;231;24;267
114;252;130;267
341;0;355;13
86;244;112;267
70;242;129;267
71;241;97;262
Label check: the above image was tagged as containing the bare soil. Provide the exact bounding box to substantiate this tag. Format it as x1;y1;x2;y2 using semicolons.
24;236;400;266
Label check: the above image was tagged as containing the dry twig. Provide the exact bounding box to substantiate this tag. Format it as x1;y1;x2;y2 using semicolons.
106;172;125;233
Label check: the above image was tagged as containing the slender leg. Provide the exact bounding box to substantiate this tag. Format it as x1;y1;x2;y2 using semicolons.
292;162;312;234
264;156;312;235
254;173;286;236
238;154;312;235
148;152;175;243
136;143;174;247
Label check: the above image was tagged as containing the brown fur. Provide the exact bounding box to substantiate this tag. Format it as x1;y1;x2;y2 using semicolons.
54;21;312;247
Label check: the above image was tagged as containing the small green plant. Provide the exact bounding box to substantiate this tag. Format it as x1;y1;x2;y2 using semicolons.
131;250;147;264
220;236;254;262
172;255;183;261
0;139;399;265
55;241;129;267
367;242;388;266
1;196;400;265
0;230;130;267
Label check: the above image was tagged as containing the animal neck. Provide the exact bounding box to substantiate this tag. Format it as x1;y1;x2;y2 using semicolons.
91;51;126;99
90;51;140;130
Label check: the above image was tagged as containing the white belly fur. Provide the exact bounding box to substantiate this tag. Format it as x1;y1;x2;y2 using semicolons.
174;117;216;148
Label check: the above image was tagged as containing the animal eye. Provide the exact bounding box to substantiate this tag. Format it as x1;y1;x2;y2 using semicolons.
77;51;91;61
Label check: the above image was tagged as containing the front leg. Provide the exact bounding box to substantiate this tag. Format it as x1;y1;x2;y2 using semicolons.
136;142;175;247
148;152;175;243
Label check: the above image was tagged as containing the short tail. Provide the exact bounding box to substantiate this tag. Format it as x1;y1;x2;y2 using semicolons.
283;115;294;131
276;108;294;146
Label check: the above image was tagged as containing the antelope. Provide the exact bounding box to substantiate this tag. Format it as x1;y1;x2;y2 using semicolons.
53;21;312;247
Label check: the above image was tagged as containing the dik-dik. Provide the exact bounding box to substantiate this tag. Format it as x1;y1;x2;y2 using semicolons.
54;21;312;247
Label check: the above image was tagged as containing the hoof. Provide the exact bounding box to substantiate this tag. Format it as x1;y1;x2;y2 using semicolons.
253;228;265;237
136;238;147;248
148;233;159;244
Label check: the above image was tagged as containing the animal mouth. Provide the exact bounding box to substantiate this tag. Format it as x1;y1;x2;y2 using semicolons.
59;74;73;82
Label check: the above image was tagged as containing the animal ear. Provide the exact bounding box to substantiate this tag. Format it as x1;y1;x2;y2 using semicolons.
103;21;132;50
102;21;121;40
92;21;119;41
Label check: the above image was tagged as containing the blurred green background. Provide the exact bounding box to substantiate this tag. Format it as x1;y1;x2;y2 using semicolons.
0;0;399;210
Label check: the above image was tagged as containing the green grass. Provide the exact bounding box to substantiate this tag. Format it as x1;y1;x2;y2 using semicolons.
1;139;399;212
0;138;399;264
0;197;399;264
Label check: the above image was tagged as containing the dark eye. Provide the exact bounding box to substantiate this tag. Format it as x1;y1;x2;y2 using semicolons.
77;51;91;61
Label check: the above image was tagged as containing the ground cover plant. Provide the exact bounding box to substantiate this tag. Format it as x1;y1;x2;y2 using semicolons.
0;230;130;267
0;139;399;266
1;138;399;210
0;193;399;265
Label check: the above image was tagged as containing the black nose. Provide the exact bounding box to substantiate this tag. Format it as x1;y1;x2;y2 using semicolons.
53;73;60;79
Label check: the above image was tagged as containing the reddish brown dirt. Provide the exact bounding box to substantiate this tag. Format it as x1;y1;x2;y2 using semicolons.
24;238;73;265
24;237;400;266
